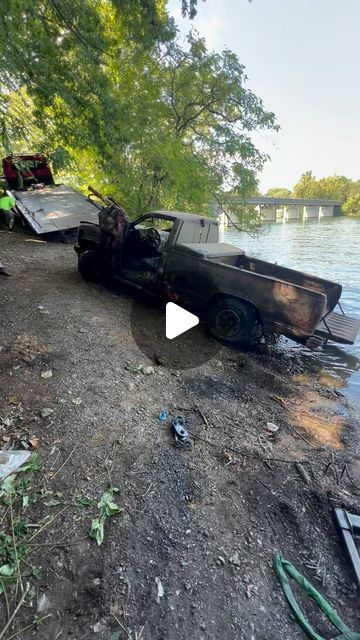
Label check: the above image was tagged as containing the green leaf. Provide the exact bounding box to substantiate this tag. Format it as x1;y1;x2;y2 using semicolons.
0;475;16;496
0;564;15;576
89;518;104;546
72;496;95;508
22;495;29;509
98;487;121;517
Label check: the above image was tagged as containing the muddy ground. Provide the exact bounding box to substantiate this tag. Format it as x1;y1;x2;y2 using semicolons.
0;229;360;640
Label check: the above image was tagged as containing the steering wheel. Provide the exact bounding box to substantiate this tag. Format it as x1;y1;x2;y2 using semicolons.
146;227;162;250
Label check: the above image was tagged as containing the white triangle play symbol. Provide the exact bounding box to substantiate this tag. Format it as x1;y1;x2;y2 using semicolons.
166;302;199;339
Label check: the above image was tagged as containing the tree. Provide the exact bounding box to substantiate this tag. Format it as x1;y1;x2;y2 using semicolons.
342;193;360;216
266;187;291;198
292;171;318;199
0;1;278;219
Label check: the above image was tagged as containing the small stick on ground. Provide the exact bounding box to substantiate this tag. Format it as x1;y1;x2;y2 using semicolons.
3;614;51;640
197;408;210;430
51;443;79;480
192;432;309;464
26;504;69;544
10;496;24;604
112;613;131;639
346;466;360;492
0;582;29;640
291;425;316;448
0;578;10;622
142;482;153;498
295;462;311;484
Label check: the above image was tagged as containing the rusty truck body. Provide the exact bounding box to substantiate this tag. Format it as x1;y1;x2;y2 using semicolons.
75;204;360;349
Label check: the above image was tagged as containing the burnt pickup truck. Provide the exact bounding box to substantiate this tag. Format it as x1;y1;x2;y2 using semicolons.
75;196;360;349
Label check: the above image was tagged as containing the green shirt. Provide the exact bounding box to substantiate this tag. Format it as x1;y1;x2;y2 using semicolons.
0;195;16;211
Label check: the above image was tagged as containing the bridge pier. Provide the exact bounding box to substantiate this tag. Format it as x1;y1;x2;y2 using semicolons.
319;205;334;217
284;205;302;221
303;205;321;219
259;205;276;222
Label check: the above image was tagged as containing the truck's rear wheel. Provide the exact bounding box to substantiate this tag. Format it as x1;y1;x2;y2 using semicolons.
208;297;256;346
78;250;102;283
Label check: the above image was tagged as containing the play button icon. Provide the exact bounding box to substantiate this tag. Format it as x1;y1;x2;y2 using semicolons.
129;296;221;370
166;302;199;339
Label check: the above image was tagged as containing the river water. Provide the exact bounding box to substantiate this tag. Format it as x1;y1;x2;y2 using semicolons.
220;217;360;406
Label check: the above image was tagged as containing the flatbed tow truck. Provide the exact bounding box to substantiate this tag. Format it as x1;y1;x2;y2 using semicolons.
2;154;98;235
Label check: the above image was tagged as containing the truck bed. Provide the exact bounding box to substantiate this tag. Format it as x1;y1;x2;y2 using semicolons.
14;185;99;234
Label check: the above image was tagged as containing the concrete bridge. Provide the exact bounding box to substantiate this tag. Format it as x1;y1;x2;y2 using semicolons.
216;197;342;225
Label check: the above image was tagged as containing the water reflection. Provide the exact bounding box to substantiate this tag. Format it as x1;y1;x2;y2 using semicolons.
221;217;360;405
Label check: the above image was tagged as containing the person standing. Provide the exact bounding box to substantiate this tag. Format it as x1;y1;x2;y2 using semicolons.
0;190;17;230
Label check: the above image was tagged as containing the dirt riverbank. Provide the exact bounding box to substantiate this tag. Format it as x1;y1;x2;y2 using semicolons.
0;230;359;639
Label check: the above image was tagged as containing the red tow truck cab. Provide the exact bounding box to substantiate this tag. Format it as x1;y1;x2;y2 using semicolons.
2;154;54;190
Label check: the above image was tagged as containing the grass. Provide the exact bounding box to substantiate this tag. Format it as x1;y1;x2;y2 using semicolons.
0;454;123;636
0;454;42;637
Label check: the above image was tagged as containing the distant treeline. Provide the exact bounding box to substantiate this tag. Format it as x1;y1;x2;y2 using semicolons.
266;171;360;216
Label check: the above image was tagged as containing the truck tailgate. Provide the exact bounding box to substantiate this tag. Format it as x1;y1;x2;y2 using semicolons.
14;185;98;234
315;311;360;345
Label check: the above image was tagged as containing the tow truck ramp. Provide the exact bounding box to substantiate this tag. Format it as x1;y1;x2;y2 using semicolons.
14;185;99;235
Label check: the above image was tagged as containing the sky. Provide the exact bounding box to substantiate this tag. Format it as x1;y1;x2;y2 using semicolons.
168;0;360;192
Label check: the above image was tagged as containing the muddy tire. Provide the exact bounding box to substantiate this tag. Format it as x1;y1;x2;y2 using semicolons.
208;297;257;346
78;250;102;283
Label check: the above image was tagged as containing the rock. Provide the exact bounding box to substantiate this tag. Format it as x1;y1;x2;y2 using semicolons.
184;582;192;591
71;397;82;406
93;621;107;633
41;369;53;379
230;552;241;567
40;408;54;418
142;366;154;375
216;556;225;566
266;422;279;433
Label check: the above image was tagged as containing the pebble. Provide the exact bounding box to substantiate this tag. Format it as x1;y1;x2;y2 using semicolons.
230;552;241;567
216;556;225;566
41;369;53;379
40;407;54;418
142;366;154;375
266;422;279;433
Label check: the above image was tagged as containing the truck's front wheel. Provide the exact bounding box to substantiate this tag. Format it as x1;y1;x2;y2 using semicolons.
208;297;257;346
78;250;102;283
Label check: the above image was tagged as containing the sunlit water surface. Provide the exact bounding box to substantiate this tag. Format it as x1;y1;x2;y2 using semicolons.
220;217;360;407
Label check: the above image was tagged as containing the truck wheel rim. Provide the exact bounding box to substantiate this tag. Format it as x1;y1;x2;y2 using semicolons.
215;309;242;338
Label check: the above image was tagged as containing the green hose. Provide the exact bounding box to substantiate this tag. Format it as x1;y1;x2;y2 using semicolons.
274;556;360;640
